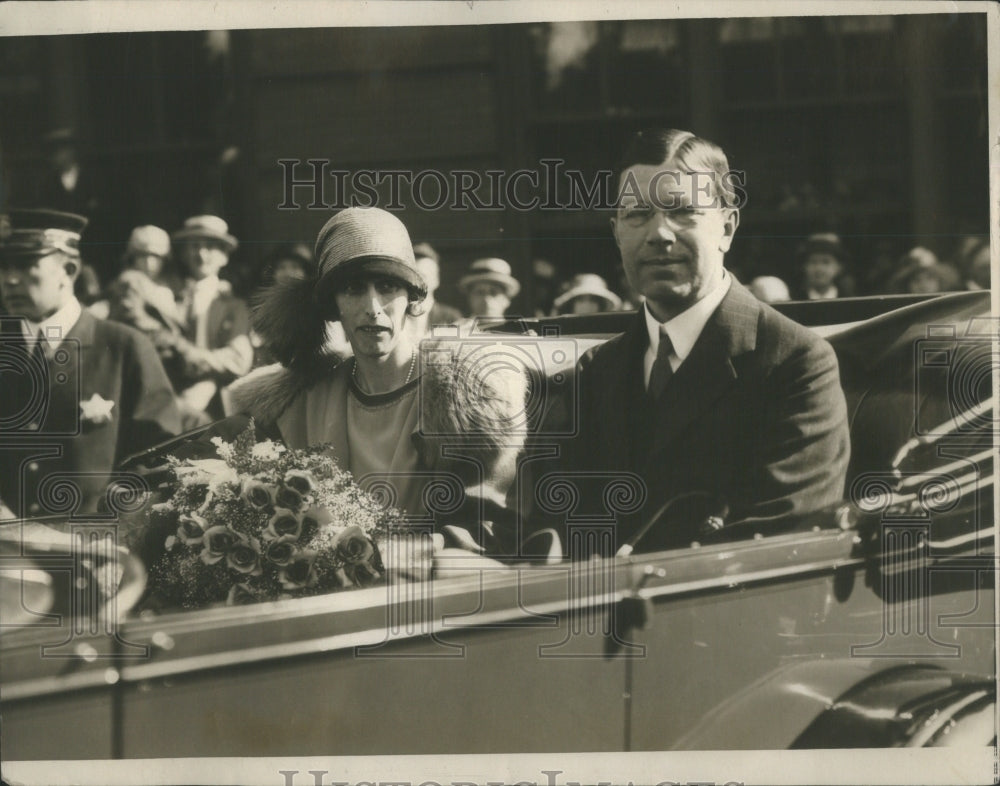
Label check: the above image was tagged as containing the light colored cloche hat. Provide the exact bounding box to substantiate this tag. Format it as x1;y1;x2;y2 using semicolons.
552;273;621;313
124;225;170;259
459;257;521;298
314;207;426;297
172;215;238;252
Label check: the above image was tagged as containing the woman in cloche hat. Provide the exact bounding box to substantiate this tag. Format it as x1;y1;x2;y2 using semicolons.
551;273;622;316
459;257;520;319
226;207;527;522
225;208;427;514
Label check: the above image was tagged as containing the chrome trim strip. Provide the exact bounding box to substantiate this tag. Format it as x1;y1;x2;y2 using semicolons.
895;450;994;491
891;398;997;469
0;531;884;698
1;669;118;703
890;473;993;508
927;528;995;551
112;555;866;685
905;689;991;747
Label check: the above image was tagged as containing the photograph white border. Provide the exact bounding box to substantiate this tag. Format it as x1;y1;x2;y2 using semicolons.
1;2;997;785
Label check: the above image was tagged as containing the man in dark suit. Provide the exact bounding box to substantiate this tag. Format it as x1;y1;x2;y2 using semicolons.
570;129;850;554
0;209;182;519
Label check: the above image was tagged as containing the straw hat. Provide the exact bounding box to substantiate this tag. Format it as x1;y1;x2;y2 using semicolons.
314;207;426;297
552;273;621;313
459;258;521;298
124;225;170;259
172;215;238;252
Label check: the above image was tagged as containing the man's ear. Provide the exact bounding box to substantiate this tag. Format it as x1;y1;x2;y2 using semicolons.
62;257;80;282
718;208;740;253
610;216;621;249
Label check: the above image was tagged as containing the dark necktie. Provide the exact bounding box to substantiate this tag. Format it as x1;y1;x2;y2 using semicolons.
31;329;48;368
648;331;674;399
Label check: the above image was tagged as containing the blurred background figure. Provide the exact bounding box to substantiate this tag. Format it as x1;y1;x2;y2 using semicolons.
75;263;108;318
263;242;315;285
107;225;183;336
531;258;558;317
795;233;855;300
551;273;621;315
860;238;902;295
36;128;114;282
252;240;351;365
121;224;179;290
412;242;463;336
955;237;991;291
887;246;961;295
37;129;100;221
459;257;520;321
747;275;791;304
157;215;253;427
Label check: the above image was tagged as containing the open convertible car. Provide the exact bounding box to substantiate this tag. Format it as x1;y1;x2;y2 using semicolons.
1;290;995;758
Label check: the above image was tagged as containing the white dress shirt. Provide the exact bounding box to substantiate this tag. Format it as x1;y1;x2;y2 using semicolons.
806;285;838;300
22;297;83;356
643;272;732;390
60;165;80;193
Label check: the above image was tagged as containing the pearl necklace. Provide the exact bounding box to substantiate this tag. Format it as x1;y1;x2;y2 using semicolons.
352;348;417;393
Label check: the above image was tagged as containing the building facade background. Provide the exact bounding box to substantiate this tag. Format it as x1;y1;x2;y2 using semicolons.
0;14;989;308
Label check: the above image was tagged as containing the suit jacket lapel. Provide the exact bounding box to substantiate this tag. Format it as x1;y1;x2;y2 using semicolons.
598;311;647;471
649;280;760;457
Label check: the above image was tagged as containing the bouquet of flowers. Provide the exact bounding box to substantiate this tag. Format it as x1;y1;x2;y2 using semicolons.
132;421;402;609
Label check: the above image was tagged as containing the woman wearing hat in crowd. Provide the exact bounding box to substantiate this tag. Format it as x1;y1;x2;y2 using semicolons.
106;225;184;335
457;257;520;330
551;273;622;316
262;242;316;286
956;236;991;292
887;246;961;295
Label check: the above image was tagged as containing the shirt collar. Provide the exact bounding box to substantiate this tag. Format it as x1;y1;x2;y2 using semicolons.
189;274;221;294
807;285;838;300
60;165;80;192
644;271;732;363
23;297;83;350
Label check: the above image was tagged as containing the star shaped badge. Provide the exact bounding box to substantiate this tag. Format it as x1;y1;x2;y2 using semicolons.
80;393;115;424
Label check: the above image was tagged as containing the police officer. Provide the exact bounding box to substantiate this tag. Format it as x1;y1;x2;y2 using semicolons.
0;209;181;519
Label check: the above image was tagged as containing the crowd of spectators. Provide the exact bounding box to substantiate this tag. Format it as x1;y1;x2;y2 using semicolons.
3;200;991;432
743;232;988;305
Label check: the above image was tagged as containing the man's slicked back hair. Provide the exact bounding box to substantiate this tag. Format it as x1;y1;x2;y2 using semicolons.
615;128;739;208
